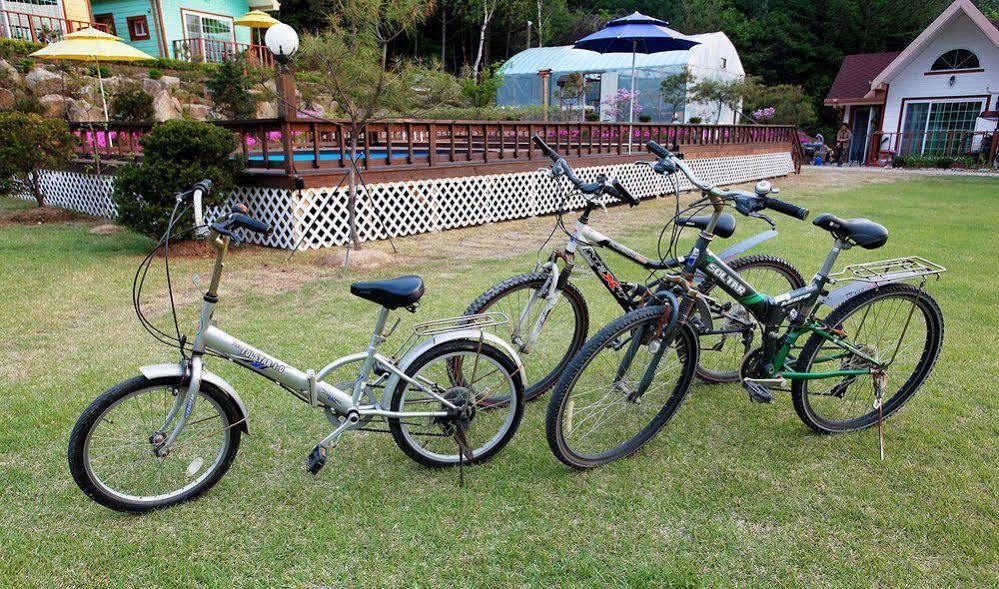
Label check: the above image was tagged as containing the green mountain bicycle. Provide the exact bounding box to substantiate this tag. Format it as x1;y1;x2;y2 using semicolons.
546;141;945;469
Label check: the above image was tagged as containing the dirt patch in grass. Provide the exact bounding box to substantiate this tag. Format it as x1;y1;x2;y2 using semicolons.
316;247;407;270
0;205;91;225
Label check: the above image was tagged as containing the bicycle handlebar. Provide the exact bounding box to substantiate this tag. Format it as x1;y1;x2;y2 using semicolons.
532;134;638;207
644;141;808;220
182;179;272;239
762;196;809;220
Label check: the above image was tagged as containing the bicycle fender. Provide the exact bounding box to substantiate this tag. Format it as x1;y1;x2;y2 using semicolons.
716;229;778;262
820;281;879;310
139;363;250;434
380;331;528;408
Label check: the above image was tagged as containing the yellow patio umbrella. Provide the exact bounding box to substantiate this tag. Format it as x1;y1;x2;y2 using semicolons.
234;10;281;28
30;27;155;122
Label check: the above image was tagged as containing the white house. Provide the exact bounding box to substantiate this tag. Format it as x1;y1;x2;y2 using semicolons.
496;32;745;123
824;0;999;164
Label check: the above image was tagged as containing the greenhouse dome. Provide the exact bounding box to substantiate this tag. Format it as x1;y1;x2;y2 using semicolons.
496;32;745;123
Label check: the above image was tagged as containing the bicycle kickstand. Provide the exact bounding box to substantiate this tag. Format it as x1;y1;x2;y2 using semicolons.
873;371;888;461
454;428;475;488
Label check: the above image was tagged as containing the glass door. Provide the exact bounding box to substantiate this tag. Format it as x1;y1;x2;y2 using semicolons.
182;11;235;63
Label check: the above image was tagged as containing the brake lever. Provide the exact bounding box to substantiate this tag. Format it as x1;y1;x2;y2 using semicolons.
749;211;776;230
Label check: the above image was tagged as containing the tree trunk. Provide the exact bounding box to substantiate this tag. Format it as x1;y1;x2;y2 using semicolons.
347;122;362;249
440;5;446;65
537;0;543;47
471;2;493;81
30;170;43;207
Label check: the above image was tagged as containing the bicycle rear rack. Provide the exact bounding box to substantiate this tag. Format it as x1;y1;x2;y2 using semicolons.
412;312;510;337
829;257;946;284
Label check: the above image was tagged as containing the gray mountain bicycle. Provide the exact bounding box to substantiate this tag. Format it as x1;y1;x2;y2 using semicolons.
464;136;804;401
545;141;945;469
68;181;526;512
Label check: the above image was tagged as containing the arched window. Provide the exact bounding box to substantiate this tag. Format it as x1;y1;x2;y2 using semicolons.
931;49;980;71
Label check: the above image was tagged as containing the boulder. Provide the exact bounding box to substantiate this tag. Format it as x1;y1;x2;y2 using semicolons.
185;104;211;121
0;59;18;85
68;99;104;122
25;68;63;96
151;91;181;121
141;77;165;96
39;94;69;117
0;87;14;110
255;100;277;119
77;84;103;104
161;75;181;89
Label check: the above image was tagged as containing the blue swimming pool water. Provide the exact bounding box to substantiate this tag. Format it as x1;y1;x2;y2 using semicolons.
248;149;432;162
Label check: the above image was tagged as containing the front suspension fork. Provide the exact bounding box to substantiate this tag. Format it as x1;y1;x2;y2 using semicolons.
155;355;204;454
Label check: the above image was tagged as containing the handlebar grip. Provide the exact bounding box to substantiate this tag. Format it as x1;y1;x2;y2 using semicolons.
229;213;271;235
646;141;671;158
609;179;639;207
191;179;213;197
764;197;809;220
532;134;560;162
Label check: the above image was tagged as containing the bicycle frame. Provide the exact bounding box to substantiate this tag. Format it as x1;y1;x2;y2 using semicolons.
681;217;879;381
157;232;523;451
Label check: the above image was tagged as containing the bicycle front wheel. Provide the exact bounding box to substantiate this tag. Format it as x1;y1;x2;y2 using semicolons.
68;376;242;512
792;283;944;433
465;272;588;401
546;306;698;469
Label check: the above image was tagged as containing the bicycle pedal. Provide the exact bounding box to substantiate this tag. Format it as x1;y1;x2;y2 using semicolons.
306;445;328;475
742;380;775;404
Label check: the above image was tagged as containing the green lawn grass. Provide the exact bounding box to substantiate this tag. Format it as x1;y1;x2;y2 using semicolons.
1;174;997;588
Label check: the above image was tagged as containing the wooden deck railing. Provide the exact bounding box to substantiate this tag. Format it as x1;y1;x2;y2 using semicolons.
70;119;802;176
171;38;274;68
0;10;107;43
866;130;997;166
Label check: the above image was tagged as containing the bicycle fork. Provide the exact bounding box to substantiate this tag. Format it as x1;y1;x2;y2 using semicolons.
515;261;565;353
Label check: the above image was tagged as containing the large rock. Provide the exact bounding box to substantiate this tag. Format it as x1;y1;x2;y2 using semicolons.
25;68;63;96
185;104;211;121
0;59;18;85
68;99;104;122
151;91;181;121
141;77;165;96
0;87;15;110
77;84;103;104
255;100;277;119
160;75;181;89
39;94;69;117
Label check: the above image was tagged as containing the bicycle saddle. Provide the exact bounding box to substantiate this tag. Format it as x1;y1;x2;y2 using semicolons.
350;275;425;309
677;213;736;238
812;214;888;249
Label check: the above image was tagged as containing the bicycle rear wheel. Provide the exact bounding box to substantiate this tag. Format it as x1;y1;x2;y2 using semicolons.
68;376;242;512
696;255;804;383
545;306;698;469
792;283;943;433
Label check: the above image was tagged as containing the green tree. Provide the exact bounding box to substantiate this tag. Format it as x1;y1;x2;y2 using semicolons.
112;120;243;238
0;112;76;206
206;56;264;120
659;69;695;121
296;3;457;248
690;78;742;123
110;88;155;122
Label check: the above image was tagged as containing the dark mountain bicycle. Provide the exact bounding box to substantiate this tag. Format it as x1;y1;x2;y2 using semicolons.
546;141;945;469
464;136;804;401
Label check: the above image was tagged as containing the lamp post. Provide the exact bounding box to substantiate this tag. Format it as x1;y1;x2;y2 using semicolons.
265;22;300;174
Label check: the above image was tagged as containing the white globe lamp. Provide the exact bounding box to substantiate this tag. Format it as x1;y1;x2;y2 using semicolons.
265;23;299;60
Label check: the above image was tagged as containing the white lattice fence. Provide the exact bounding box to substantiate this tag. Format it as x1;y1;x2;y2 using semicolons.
22;151;793;250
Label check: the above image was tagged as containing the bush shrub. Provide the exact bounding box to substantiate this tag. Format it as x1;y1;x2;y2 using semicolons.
86;64;112;78
110;88;155;122
12;93;46;115
892;153;976;169
147;68;163;80
688;116;703;124
112;120;243;238
0;38;44;60
638;113;652;123
585;111;600;122
0;112;77;205
206;56;261;120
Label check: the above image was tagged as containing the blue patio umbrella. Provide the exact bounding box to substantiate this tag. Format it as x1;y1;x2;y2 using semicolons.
574;12;698;142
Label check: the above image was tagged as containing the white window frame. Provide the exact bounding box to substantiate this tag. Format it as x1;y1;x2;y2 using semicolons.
899;97;985;155
180;9;235;43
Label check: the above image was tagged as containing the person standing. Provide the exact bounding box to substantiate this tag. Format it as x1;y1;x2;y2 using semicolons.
835;123;852;166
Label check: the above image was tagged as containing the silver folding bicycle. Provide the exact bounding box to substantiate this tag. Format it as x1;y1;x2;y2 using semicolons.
68;180;526;512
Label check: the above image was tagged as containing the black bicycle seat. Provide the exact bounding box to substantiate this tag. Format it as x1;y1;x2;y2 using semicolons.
350;276;425;309
812;214;888;249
